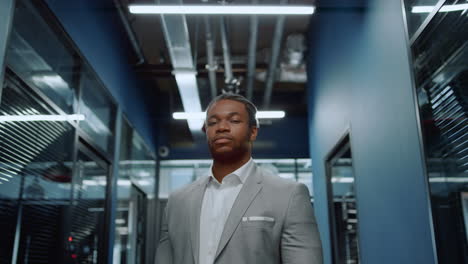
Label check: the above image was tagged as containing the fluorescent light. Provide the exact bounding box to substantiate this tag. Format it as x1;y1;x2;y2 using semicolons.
331;177;354;183
429;177;468;183
256;111;285;119
172;111;286;120
129;5;315;15
412;3;468;13
0;114;85;122
173;72;204;131
173;112;205;120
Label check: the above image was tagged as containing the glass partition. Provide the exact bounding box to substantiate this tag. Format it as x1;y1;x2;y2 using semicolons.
0;0;131;262
78;68;116;153
113;118;132;264
70;147;110;264
5;0;79;114
0;72;75;263
113;121;156;264
158;158;313;199
403;0;444;38
325;133;360;264
129;132;156;197
404;0;468;262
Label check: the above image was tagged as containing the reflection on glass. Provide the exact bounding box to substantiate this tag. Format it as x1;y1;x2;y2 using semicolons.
113;121;156;264
404;0;441;38
0;73;75;263
405;0;468;262
128;132;156;196
79;68;116;153
5;0;79;114
70;151;109;264
158;158;313;198
114;118;132;264
326;136;360;264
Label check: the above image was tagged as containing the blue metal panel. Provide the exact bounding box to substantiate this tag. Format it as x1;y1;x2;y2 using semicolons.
307;1;436;263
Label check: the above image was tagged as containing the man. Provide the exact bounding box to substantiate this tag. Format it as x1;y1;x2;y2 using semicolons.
156;93;323;264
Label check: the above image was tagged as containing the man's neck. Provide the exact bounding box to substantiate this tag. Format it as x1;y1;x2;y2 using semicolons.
212;155;251;183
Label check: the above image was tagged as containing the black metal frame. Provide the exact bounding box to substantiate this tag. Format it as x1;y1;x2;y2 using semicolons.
76;142;112;264
324;129;361;264
0;0;16;105
400;0;447;263
2;0;119;262
408;0;447;45
1;1;160;264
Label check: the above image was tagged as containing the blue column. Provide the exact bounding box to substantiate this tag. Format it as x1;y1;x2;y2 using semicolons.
306;0;436;263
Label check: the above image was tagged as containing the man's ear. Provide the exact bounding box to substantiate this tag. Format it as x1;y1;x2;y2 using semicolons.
249;126;258;142
202;123;206;133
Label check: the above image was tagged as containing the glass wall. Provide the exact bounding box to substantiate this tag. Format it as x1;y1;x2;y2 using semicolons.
0;0;156;263
404;0;468;263
114;118;133;264
5;0;79;115
0;74;76;264
325;134;359;264
113;119;156;264
158;158;313;199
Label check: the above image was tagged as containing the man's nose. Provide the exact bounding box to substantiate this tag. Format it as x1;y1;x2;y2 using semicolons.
216;120;230;132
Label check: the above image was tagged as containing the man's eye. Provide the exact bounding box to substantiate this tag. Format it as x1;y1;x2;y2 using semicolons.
231;120;241;123
207;121;217;126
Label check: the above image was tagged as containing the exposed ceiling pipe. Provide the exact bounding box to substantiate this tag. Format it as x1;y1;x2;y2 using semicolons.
114;0;145;65
263;0;288;109
158;0;204;136
246;0;259;101
204;16;217;99
219;16;237;93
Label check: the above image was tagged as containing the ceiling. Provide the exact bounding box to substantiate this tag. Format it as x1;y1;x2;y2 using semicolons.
112;0;364;149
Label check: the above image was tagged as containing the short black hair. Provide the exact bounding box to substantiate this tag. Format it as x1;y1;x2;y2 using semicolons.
204;93;259;128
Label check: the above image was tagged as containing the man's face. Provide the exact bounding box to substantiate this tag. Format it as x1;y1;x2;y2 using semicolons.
204;99;258;161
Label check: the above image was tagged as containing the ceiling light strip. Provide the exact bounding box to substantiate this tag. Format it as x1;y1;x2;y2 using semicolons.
0;114;85;122
412;3;468;13
172;111;285;120
129;5;315;15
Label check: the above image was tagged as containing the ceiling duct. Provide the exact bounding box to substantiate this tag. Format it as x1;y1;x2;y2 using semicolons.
158;0;204;135
204;16;217;99
220;16;241;93
246;0;259;101
263;0;288;109
256;34;307;83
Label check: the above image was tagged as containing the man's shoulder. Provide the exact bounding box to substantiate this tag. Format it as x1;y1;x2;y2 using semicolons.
256;165;306;192
168;175;209;200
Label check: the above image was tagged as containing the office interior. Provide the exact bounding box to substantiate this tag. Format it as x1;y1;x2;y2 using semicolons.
0;0;466;263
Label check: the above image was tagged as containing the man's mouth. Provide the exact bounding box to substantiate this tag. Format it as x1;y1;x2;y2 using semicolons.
213;137;232;144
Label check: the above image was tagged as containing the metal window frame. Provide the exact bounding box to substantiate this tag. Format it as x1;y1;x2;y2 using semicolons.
324;129;361;264
400;0;444;263
2;1;158;263
2;70;80;264
0;0;16;105
76;140;113;264
408;0;447;45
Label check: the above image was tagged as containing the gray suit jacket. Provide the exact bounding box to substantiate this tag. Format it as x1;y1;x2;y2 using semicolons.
155;163;323;264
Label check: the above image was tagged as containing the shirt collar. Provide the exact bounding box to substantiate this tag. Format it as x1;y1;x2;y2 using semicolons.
208;157;254;184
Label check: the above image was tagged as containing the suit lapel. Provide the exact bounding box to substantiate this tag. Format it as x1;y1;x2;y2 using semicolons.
214;165;263;260
190;176;209;264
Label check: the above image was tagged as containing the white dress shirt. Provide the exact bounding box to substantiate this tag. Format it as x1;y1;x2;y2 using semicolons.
199;158;254;264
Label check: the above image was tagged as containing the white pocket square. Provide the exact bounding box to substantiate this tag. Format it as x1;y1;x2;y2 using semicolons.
242;216;275;222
